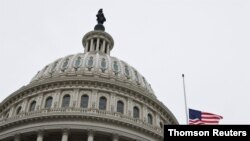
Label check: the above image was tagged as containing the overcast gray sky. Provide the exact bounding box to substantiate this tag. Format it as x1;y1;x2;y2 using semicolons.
1;0;250;124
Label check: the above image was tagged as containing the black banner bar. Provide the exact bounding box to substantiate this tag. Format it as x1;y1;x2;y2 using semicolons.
164;125;250;140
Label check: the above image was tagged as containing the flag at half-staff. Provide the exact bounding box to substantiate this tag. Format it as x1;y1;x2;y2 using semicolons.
189;109;223;125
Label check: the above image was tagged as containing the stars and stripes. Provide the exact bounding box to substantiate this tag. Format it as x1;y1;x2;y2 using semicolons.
189;109;223;125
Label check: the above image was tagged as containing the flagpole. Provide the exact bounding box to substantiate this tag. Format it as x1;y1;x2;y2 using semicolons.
182;74;189;124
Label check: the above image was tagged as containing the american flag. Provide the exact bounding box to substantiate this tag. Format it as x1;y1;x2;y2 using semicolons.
189;109;223;125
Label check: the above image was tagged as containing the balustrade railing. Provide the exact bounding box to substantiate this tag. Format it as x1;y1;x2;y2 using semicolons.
0;107;163;134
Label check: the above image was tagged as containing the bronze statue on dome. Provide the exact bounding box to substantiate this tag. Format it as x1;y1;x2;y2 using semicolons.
94;9;106;31
96;9;106;24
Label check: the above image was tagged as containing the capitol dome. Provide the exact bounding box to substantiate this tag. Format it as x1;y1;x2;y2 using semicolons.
0;10;178;141
31;33;155;98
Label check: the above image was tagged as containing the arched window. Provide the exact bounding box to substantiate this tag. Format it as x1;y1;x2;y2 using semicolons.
99;97;107;110
62;95;70;108
117;101;124;114
45;97;53;108
148;113;153;125
16;106;22;115
29;101;36;112
133;106;140;118
80;95;89;108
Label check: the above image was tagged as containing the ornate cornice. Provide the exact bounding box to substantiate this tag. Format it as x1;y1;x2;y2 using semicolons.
0;108;163;139
0;78;178;124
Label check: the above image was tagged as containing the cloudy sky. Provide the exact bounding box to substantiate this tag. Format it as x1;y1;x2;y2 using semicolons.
1;0;250;124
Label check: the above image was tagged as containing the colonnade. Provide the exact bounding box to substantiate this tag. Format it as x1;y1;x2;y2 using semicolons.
13;130;121;141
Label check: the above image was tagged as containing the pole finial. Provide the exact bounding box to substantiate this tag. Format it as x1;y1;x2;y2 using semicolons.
182;74;185;77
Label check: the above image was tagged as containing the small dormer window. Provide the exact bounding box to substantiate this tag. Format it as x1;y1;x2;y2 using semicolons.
75;57;81;68
101;58;106;68
87;56;94;68
134;70;140;84
51;61;58;72
101;58;107;72
62;58;69;70
125;66;130;77
113;61;119;73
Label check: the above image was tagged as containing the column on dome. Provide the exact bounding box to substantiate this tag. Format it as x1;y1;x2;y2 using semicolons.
96;38;100;51
14;135;21;141
113;134;119;141
87;130;94;141
82;31;113;55
90;90;98;109
90;38;94;51
72;89;79;107
153;112;156;126
107;44;110;55
54;90;61;108
22;99;29;112
142;105;147;122
85;41;89;53
101;40;106;53
155;114;161;128
127;97;132;117
61;130;69;141
37;93;44;110
8;106;14;117
110;93;116;112
37;131;43;141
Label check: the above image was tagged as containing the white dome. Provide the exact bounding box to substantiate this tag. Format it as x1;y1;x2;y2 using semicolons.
31;52;155;97
0;12;178;141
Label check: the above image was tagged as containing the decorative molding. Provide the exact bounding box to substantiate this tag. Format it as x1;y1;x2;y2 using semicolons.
0;79;178;130
0;124;155;141
0;108;163;138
